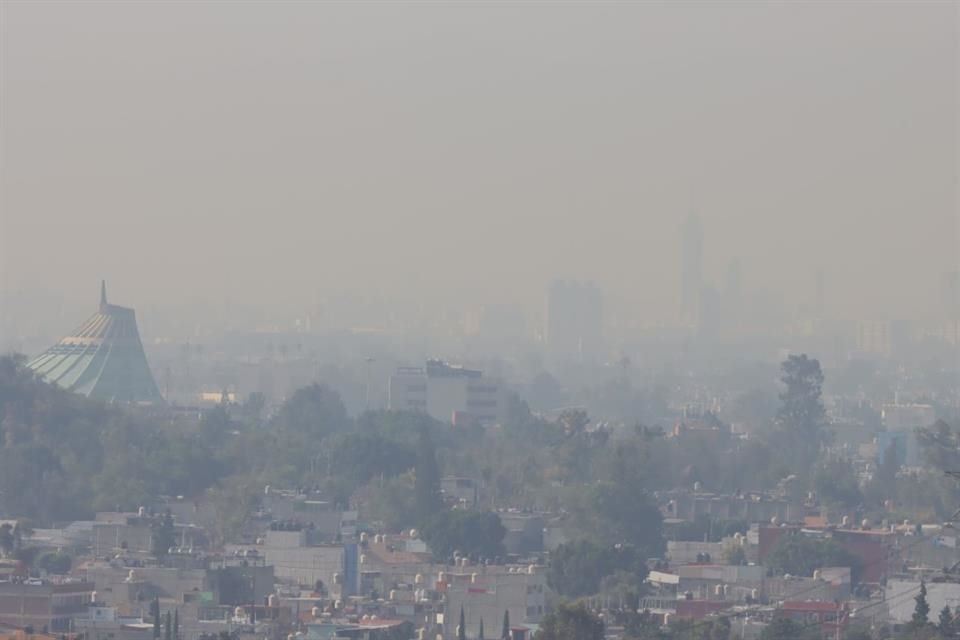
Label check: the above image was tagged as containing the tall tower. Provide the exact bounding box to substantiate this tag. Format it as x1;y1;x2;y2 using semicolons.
680;213;703;327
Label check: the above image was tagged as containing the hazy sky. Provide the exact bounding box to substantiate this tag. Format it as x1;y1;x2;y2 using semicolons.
1;1;957;326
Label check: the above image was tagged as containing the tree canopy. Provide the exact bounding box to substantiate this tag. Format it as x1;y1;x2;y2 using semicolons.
774;355;827;473
534;602;604;640
765;533;862;581
421;510;506;562
546;540;648;598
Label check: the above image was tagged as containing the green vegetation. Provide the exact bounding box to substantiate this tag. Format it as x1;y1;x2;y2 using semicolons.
765;533;862;580
913;581;931;628
35;550;72;574
772;354;828;478
758;618;820;640
546;540;648;598
813;457;863;509
5;347;960;628
414;426;443;525
0;354;666;559
534;602;604;640
420;509;506;562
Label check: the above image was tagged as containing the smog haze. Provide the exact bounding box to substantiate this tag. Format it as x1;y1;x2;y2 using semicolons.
1;1;957;340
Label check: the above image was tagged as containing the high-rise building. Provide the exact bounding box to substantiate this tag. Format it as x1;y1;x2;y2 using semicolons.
853;319;908;359
388;360;503;425
546;280;602;362
681;213;703;327
943;270;960;319
27;281;163;404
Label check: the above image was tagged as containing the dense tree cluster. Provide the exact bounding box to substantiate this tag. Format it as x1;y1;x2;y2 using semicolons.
546;541;648;598
534;602;604;640
764;533;863;581
420;510;506;562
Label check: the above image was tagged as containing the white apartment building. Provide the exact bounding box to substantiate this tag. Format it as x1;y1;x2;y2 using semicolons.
388;360;503;425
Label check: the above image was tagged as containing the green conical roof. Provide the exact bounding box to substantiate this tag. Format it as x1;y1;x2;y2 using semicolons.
27;282;163;404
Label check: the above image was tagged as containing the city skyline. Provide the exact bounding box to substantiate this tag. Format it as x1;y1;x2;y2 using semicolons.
1;1;956;331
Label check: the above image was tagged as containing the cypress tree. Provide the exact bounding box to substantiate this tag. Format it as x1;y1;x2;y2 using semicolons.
152;599;160;639
164;611;171;640
501;609;510;640
458;606;466;640
939;605;953;633
478;618;485;640
173;609;179;640
913;581;931;627
414;426;443;525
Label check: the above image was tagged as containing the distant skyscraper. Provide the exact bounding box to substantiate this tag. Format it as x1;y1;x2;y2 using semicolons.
942;270;960;319
27;282;163;404
546;280;602;362
815;271;825;318
681;213;703;327
388;360;503;425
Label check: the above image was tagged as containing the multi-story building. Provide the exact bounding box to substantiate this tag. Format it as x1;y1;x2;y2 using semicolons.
0;579;95;632
853;319;908;359
660;490;804;524
388;361;503;425
440;477;481;508
676;564;764;602
878;403;937;467
91;512;202;559
441;567;545;639
260;529;348;593
882;403;937;432
261;489;357;540
92;514;154;558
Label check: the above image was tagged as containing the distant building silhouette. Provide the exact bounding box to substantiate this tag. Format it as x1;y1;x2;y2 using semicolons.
680;213;703;328
546;280;602;363
27;281;163;404
943;270;960;319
